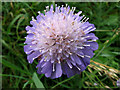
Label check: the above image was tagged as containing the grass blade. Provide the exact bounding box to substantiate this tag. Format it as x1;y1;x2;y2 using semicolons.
2;59;31;75
7;14;24;33
51;75;75;89
0;74;28;80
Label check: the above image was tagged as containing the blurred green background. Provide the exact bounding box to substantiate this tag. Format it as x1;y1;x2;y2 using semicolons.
1;2;120;88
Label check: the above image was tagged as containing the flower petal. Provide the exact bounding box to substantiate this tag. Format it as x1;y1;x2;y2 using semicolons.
85;33;98;40
70;54;82;65
82;57;90;66
55;63;62;78
82;48;94;58
27;50;41;63
41;61;52;77
24;45;33;54
85;42;98;51
63;63;74;77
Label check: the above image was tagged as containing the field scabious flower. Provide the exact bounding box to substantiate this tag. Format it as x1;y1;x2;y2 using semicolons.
117;79;120;87
24;4;98;79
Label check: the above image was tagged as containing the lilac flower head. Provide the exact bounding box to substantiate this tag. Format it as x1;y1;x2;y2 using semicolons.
24;4;98;79
117;79;120;87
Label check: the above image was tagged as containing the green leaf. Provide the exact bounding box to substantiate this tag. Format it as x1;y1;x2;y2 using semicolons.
32;72;44;88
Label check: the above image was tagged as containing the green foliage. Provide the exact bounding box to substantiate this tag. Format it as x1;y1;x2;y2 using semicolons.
1;2;120;89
